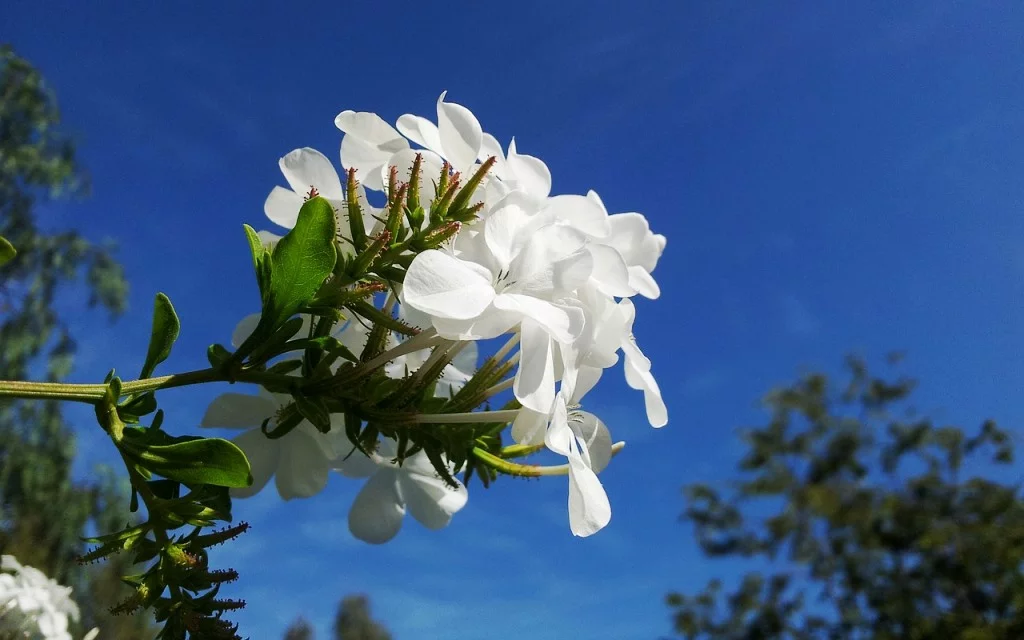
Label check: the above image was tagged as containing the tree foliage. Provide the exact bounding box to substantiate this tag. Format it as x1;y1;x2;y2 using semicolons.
0;44;151;637
281;594;392;640
667;355;1024;640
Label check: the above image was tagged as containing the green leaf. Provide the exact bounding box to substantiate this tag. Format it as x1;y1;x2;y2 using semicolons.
0;235;15;266
140;293;180;379
126;437;252;488
243;224;271;302
265;196;337;325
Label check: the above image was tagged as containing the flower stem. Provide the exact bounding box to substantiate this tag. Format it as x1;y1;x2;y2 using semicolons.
473;441;627;477
0;368;301;405
356;327;440;374
492;330;520;363
482;377;515;400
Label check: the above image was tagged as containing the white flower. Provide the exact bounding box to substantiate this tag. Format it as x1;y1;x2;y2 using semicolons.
200;389;346;500
0;555;81;640
545;397;614;537
335;111;409;191
333;439;468;544
263;148;377;253
396;91;483;176
401;193;590;411
264;148;344;229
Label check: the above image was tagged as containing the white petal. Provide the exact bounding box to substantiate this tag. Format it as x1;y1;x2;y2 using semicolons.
275;431;331;500
484;190;536;269
568;451;612;537
628;266;661;299
493;294;583;344
228;430;278;499
436;91;483;173
543;194;611;238
257;229;282;248
607;212;661;270
513;318;556;413
625;359;668;428
508;224;587;295
429;307;519;340
572;412;612;473
554;249;594;293
400;472;468;530
200;393;277;429
506;139;551;200
587;244;635;297
511;408;548;445
572;365;604;404
478;132;508;172
396;114;443;155
264;186;304;229
348;470;406;544
403;250;495;320
279;148;344;200
544;397;573;457
334;110;403;145
231;313;262;349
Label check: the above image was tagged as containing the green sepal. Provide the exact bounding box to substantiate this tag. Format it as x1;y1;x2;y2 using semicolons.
82;523;151;545
0;235;15;266
347;300;419;336
140;293;180;379
293;393;332;433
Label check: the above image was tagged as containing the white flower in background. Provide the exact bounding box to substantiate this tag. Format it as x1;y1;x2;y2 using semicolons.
333;439;468;544
201;388;346;500
0;555;89;640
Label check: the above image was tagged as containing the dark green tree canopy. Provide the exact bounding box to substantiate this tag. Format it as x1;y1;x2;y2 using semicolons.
667;355;1024;640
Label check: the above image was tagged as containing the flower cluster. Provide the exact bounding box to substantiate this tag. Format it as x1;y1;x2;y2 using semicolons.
204;92;666;540
0;556;95;640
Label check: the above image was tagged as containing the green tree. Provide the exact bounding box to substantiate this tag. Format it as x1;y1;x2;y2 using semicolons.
334;595;391;640
663;356;1024;634
666;355;1024;640
283;618;314;640
0;45;151;637
281;595;392;640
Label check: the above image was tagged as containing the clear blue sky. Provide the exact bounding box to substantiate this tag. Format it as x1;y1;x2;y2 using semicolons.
7;2;1024;638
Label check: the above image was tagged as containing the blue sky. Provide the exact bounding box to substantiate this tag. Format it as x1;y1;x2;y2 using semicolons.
7;1;1024;638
